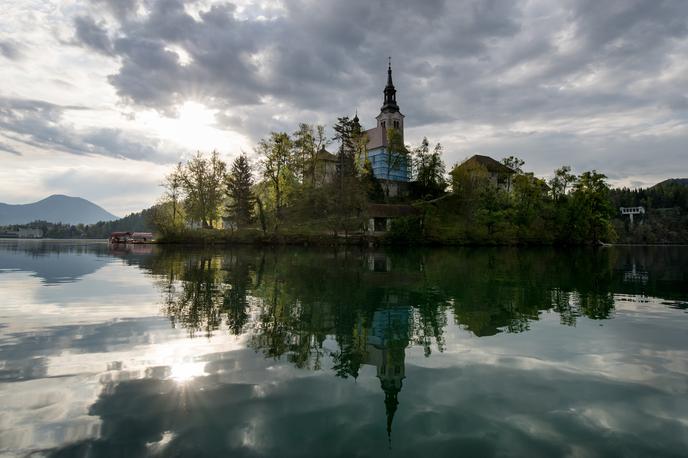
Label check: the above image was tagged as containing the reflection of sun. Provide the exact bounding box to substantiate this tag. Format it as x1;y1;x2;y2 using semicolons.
169;361;205;382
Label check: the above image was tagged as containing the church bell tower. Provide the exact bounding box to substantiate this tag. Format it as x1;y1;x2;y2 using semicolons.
376;58;405;143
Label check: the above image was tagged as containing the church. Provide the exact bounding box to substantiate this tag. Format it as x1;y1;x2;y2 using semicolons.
315;60;410;196
360;60;409;186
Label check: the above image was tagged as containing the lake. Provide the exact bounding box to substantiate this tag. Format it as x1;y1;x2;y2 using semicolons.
0;240;686;457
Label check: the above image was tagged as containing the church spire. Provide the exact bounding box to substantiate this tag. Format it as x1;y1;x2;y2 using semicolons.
381;57;399;113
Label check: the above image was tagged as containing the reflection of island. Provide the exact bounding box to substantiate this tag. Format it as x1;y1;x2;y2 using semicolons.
135;245;688;441
108;243;154;256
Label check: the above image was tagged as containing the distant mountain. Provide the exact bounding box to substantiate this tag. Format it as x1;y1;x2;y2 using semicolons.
0;195;119;225
652;178;688;188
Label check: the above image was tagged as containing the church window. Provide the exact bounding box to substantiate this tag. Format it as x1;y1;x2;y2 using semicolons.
381;121;386;129
393;120;399;129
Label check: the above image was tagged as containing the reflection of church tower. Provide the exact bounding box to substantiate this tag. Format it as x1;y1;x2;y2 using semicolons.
380;342;405;443
364;306;411;444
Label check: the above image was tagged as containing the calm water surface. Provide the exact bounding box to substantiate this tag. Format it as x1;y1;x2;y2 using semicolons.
0;240;686;457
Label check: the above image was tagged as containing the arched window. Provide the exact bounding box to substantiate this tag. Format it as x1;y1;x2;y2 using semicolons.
393;120;399;129
381;121;386;129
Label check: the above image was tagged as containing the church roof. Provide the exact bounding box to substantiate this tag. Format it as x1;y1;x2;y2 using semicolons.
315;147;337;162
365;126;386;150
458;155;515;174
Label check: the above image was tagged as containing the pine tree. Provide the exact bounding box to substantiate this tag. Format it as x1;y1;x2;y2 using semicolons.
226;154;255;228
333;116;357;180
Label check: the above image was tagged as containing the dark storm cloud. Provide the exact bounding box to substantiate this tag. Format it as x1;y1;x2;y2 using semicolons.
0;97;177;163
90;0;140;22
64;0;688;179
73;0;687;127
72;0;525;127
73;16;113;55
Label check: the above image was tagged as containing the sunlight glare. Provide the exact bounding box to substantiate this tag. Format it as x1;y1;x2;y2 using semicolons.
170;361;206;382
136;101;251;154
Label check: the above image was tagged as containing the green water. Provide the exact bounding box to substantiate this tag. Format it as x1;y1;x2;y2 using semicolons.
0;240;686;457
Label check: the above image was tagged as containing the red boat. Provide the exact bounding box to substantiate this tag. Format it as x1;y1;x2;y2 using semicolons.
109;232;154;244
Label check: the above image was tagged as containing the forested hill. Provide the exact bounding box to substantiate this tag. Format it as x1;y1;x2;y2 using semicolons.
651;178;688;189
611;178;688;210
0;207;155;239
611;178;688;244
0;195;118;225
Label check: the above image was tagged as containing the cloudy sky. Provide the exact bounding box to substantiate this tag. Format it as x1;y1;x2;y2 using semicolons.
1;0;687;216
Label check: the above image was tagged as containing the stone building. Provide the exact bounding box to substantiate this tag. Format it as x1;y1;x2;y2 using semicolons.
454;154;516;191
313;147;338;186
366;203;422;233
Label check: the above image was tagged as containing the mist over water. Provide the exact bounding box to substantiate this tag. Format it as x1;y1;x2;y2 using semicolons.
0;240;686;457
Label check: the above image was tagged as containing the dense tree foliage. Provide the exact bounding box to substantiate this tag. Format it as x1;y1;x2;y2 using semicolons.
412;137;446;198
438;162;618;244
147;114;685;245
225;154;254;228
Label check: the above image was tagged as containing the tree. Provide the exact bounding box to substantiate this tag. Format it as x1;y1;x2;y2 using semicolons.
381;127;409;200
549;165;577;201
161;162;184;228
181;151;227;228
570;170;616;243
385;127;408;180
413;137;446;198
292;123;328;186
330;116;366;236
361;159;385;202
501;156;525;174
259;132;293;225
512;172;548;223
226;153;254;228
451;161;490;202
333;116;357;180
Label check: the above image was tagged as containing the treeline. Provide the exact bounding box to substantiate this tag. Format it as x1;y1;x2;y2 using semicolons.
1;207;155;239
155;118;446;238
415;163;617;245
610;179;688;244
154;115;686;245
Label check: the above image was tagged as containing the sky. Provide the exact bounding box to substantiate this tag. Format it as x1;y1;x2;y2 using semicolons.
1;0;687;216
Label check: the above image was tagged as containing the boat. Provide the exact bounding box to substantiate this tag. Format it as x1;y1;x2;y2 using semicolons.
109;232;154;244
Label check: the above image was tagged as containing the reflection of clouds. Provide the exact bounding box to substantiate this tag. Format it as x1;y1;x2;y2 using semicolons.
420;308;688;394
1;244;688;456
5;309;686;456
0;264;160;334
36;347;688;457
0;316;251;455
0;241;111;284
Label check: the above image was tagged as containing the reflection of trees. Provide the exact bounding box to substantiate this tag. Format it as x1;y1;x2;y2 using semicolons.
148;246;632;348
139;245;684;441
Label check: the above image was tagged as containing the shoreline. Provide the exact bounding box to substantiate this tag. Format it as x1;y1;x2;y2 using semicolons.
2;237;687;247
